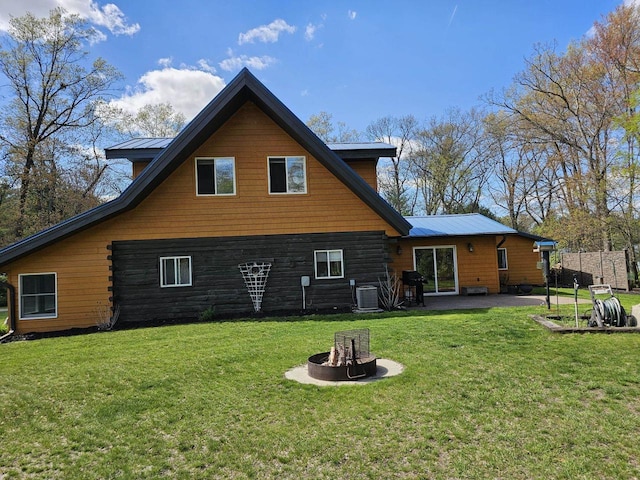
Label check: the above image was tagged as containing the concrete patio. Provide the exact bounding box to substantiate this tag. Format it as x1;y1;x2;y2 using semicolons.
410;293;590;311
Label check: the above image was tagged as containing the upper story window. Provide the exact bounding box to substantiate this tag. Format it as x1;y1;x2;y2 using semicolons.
314;249;344;279
160;256;192;287
196;157;236;195
497;248;508;270
268;156;306;194
19;273;57;319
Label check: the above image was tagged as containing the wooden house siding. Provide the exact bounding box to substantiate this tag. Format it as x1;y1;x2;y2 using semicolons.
346;159;378;191
132;161;149;179
115;102;399;238
4;101;400;333
112;231;389;323
498;236;543;286
395;236;502;294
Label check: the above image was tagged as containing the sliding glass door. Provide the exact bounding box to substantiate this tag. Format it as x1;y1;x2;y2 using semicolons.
414;246;458;295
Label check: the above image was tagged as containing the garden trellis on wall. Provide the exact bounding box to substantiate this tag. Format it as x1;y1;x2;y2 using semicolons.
238;262;272;312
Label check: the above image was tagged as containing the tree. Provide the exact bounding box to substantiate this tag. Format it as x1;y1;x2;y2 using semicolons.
486;3;640;253
112;102;187;138
411;108;490;215
483;111;552;230
589;3;640;271
490;42;621;250
306;111;360;143
365;115;419;215
0;8;122;238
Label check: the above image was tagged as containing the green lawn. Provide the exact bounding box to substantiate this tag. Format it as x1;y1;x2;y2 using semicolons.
1;305;640;479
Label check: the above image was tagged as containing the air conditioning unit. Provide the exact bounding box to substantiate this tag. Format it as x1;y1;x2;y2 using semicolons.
356;285;379;310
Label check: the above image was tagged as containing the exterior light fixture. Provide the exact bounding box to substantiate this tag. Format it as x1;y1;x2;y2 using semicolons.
396;246;403;255
467;243;474;252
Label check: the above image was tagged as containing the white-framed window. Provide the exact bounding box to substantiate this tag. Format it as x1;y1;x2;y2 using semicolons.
195;157;236;195
268;156;306;194
160;256;192;287
314;249;344;279
497;248;508;270
19;273;57;319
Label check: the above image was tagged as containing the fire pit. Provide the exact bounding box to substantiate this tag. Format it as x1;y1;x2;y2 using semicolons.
307;329;377;381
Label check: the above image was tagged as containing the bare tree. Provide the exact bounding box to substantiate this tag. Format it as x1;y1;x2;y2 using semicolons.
483;111;550;230
366;115;419;215
411;108;490;215
0;8;122;238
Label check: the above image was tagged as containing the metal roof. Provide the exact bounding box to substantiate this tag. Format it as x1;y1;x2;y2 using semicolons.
107;138;173;150
105;139;396;161
405;214;518;237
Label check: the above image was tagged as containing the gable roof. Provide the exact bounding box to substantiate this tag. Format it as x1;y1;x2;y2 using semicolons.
0;68;411;268
406;214;518;237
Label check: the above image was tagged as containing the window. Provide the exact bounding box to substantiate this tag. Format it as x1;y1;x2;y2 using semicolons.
497;248;508;270
268;156;306;194
160;256;192;287
196;157;235;195
19;273;57;319
314;250;344;279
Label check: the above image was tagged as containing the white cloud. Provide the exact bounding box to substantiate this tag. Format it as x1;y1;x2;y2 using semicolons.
219;49;277;72
109;65;226;121
0;0;139;37
238;18;296;45
348;10;357;20
158;57;173;68
305;23;320;41
197;59;217;73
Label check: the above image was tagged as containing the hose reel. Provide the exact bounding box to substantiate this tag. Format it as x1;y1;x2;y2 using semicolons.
588;285;627;327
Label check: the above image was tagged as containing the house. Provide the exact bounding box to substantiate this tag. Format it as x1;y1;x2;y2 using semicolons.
0;69;547;335
396;215;546;297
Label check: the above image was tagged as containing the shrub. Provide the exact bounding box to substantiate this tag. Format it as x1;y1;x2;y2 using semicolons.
199;306;216;322
378;264;404;311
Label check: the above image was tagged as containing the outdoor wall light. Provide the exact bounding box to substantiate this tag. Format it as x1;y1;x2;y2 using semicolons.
467;243;474;252
396;246;403;255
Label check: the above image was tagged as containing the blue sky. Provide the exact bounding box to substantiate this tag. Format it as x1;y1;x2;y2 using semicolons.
0;0;629;135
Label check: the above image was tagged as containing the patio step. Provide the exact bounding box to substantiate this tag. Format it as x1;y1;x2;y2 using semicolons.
461;286;488;296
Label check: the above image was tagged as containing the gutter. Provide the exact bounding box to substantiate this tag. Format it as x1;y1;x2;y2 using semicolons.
0;281;16;343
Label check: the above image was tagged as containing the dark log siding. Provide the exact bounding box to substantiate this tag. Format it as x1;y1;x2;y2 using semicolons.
112;231;390;323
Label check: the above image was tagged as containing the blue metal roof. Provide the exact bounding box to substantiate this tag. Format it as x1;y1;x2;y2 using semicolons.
405;214;518;237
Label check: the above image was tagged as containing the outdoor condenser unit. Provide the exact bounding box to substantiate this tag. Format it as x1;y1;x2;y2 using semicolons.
356;285;379;310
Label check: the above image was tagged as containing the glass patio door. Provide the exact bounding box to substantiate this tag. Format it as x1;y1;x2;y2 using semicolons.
414;246;458;295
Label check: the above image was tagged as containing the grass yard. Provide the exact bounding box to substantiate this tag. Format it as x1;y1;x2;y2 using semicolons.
1;305;640;479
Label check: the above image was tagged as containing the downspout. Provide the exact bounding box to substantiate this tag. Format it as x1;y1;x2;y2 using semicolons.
0;281;16;343
496;235;507;249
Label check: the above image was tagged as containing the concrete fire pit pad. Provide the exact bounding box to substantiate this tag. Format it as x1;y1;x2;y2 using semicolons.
284;358;404;386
